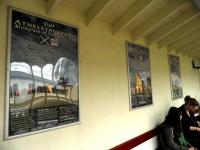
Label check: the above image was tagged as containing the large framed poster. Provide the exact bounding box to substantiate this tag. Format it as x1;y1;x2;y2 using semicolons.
126;42;153;109
168;54;183;99
5;8;80;139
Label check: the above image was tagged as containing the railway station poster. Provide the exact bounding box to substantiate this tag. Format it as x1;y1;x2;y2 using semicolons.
5;8;80;139
126;42;153;109
168;54;183;99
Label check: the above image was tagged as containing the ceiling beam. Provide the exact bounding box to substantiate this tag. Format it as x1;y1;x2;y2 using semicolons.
192;54;200;60
167;27;200;52
46;0;63;15
0;0;5;6
86;0;114;26
182;45;200;56
175;38;200;54
157;14;200;48
146;5;199;45
112;0;153;34
188;49;200;57
131;0;189;40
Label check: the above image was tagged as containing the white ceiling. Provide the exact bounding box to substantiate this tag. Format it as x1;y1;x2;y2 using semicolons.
45;0;200;59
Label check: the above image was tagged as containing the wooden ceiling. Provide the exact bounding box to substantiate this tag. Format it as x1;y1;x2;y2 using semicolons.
45;0;200;59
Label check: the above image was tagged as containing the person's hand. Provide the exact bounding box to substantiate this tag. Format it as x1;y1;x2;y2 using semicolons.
197;121;200;127
197;127;200;132
189;147;197;150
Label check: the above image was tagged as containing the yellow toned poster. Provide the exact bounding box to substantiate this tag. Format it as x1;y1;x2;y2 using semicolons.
126;42;152;109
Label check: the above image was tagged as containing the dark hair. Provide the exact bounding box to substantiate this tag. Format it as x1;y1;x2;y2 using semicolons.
184;95;191;103
163;107;182;136
164;107;181;125
186;97;199;106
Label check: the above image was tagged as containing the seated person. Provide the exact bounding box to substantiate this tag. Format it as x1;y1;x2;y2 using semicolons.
158;107;197;150
179;96;200;149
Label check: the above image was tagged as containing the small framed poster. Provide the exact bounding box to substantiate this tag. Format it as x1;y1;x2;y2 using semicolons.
5;8;80;139
168;54;183;99
126;42;153;109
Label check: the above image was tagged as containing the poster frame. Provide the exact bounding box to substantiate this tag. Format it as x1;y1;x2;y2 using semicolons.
5;7;80;140
168;54;183;99
126;41;153;110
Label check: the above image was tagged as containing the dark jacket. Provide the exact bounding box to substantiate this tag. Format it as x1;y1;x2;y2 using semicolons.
179;105;200;149
179;105;199;139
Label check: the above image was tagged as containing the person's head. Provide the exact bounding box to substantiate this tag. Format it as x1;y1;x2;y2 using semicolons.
184;95;191;103
165;107;182;126
184;97;199;113
163;107;183;135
